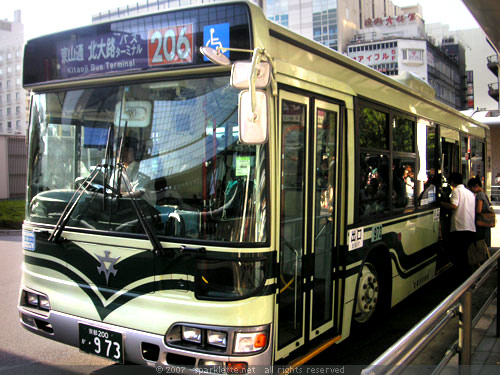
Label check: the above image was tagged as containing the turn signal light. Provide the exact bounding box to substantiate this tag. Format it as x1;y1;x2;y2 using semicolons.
254;333;267;348
234;331;268;353
227;362;247;374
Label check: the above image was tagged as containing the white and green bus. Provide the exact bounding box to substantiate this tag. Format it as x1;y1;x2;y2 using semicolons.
19;0;489;371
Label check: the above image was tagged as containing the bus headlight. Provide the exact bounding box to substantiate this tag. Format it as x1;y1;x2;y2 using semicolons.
27;292;39;307
234;331;268;353
207;330;227;348
38;295;51;310
22;289;51;311
182;326;202;344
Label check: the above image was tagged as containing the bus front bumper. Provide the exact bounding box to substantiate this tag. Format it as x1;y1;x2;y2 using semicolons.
18;306;273;372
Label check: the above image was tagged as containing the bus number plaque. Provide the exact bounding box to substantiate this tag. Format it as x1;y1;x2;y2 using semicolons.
148;24;193;66
371;225;382;242
348;228;364;251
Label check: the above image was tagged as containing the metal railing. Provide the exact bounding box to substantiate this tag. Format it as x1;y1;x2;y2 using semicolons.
361;250;500;375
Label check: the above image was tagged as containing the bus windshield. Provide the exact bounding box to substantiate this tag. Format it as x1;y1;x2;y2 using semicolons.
27;76;267;244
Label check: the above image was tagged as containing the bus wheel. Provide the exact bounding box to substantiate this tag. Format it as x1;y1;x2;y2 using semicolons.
354;261;380;324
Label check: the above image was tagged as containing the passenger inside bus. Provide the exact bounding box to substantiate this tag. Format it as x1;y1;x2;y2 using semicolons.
359;155;389;218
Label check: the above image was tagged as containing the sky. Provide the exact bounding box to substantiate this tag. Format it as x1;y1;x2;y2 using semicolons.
0;0;481;40
393;0;479;30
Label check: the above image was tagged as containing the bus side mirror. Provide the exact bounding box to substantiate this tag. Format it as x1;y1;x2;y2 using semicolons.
231;61;271;89
239;89;268;144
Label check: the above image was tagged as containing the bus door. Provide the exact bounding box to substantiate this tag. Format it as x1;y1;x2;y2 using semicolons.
440;127;460;181
440;127;459;239
276;91;340;360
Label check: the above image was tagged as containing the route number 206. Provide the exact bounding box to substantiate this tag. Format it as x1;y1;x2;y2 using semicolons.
148;24;193;66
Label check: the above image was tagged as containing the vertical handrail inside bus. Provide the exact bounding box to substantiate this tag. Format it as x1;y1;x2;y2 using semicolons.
293;247;299;330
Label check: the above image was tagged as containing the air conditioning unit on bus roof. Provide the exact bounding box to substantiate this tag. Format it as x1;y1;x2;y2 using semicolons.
394;70;436;100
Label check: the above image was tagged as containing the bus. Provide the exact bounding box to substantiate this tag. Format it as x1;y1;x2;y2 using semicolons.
19;0;490;371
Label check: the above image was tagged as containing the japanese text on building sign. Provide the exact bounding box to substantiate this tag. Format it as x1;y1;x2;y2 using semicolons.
364;13;416;28
351;49;397;63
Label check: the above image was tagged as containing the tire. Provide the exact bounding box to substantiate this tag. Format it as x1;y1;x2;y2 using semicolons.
353;261;383;324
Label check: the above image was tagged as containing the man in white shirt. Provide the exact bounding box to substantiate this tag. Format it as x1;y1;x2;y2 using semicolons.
114;136;152;201
441;172;476;275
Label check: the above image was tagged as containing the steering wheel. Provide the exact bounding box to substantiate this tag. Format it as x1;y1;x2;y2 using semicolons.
165;212;186;237
75;175;119;196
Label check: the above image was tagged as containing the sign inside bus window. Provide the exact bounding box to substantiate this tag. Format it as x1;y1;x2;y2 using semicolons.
203;23;229;62
236;156;251;177
148;24;193;66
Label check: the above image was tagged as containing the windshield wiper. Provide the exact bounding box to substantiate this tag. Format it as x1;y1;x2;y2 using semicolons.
48;165;104;242
49;123;114;243
118;164;171;257
102;125;114;210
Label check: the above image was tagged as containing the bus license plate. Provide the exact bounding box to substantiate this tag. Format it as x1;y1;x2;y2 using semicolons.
79;323;124;363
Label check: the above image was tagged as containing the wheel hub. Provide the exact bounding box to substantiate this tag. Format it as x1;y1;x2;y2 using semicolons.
355;264;379;322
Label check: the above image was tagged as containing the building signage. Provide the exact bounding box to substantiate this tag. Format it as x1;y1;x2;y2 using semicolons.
364;13;416;28
466;70;474;109
350;45;398;64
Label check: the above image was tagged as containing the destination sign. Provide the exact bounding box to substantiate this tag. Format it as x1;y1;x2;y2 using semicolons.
57;31;148;79
23;3;252;86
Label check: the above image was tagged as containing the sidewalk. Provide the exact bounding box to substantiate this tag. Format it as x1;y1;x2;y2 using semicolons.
442;299;499;375
441;206;500;374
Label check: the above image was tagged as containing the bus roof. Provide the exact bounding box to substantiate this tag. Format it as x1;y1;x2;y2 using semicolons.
23;0;487;134
251;3;487;133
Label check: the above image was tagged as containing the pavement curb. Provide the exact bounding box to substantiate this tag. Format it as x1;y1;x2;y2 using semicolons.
0;229;22;236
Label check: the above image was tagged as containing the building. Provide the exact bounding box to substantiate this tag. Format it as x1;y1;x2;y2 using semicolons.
265;0;413;53
92;0;413;54
347;8;424;75
428;38;467;110
0;10;27;199
0;10;27;136
347;6;467;111
427;23;498;111
0;134;26;199
92;0;223;23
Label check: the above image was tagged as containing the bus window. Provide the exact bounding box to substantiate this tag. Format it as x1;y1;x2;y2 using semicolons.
461;135;470;182
359;153;390;218
392;158;415;210
358;106;390;220
359;107;389;150
392;114;416;211
470;138;485;182
392;116;415;153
